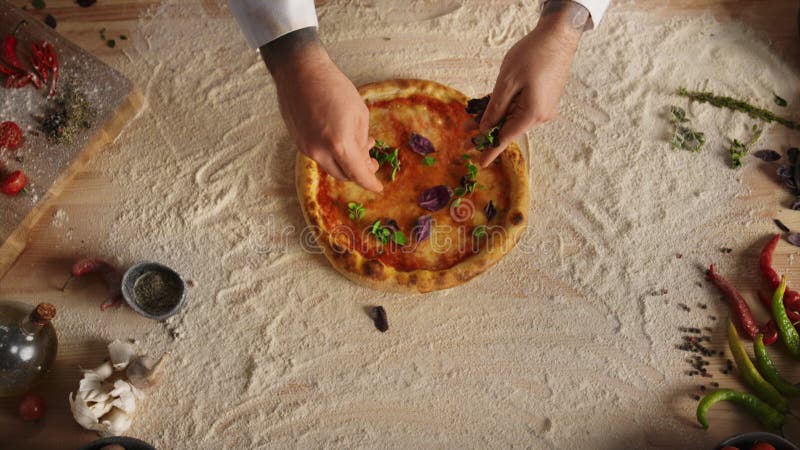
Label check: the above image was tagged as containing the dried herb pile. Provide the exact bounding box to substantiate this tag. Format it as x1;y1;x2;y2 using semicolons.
37;87;95;144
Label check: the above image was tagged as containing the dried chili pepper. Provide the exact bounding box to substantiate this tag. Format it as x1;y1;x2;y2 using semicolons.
706;265;761;339
30;41;57;98
2;21;29;73
696;389;784;430
754;334;800;397
0;121;23;150
759;234;800;317
727;320;788;412
0;170;27;196
61;258;123;311
772;275;800;359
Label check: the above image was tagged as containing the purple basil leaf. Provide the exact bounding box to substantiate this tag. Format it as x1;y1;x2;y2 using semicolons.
466;95;491;123
413;215;432;242
409;133;435;155
787;233;800;247
419;185;453;211
753;149;781;162
382;218;400;232
484;200;497;221
792;198;800;211
778;165;794;181
789;147;799;164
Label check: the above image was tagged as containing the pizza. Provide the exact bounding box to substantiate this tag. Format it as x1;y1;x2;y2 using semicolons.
296;79;530;292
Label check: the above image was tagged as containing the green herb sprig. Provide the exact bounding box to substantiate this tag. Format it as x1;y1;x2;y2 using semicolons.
669;106;705;152
370;140;400;181
422;156;436;166
370;220;406;245
677;87;800;130
347;202;365;220
729;124;763;169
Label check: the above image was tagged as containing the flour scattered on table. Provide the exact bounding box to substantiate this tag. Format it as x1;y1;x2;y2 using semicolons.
43;0;799;448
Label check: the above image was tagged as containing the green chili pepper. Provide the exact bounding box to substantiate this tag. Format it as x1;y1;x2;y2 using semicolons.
696;388;785;430
772;275;800;359
727;320;789;412
754;334;800;397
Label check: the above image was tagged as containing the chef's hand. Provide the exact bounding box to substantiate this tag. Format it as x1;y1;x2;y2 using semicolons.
477;0;591;167
261;28;382;192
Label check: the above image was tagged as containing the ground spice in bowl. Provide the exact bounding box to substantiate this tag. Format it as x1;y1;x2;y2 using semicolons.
132;270;183;316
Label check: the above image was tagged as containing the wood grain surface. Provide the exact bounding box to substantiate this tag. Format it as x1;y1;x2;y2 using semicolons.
0;1;142;280
0;1;798;449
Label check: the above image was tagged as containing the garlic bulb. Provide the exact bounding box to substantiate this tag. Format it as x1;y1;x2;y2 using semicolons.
69;340;164;436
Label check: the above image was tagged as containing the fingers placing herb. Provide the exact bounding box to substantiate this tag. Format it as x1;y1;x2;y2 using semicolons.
370;219;406;246
419;185;453;212
421;156;435;167
471;121;504;151
773;92;788;108
677;87;800;130
669;106;705;152
454;160;479;198
347;202;365;220
408;133;435;155
466;95;505;151
370;140;401;181
729;124;763;169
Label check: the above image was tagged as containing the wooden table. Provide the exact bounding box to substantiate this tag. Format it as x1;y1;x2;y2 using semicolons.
0;1;798;448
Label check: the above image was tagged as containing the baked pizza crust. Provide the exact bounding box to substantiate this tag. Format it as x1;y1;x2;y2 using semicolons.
296;79;531;293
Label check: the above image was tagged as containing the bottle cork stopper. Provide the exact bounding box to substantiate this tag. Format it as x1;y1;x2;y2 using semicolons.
32;303;56;324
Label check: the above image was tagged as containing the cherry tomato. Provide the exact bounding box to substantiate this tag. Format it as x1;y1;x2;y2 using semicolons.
751;443;776;450
0;121;23;150
1;170;27;195
719;446;739;450
18;394;46;421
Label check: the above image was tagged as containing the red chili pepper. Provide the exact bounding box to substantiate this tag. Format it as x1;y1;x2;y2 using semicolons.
0;170;27;195
0;121;23;150
2;21;29;73
757;290;800;323
706;264;762;339
761;319;779;345
30;41;57;98
61;258;123;311
759;234;800;314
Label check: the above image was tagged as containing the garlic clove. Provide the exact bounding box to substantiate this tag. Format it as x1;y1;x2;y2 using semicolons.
69;392;103;429
83;361;114;381
97;407;133;437
109;380;139;414
108;340;135;371
126;353;168;390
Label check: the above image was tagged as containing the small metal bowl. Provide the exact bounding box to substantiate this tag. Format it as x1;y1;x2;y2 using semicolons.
716;432;799;450
121;262;186;321
77;436;157;450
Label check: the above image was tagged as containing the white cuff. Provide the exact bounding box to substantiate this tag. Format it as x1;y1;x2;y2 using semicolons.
229;0;319;49
564;0;611;27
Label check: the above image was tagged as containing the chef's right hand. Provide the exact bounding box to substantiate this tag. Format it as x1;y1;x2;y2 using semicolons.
261;28;382;193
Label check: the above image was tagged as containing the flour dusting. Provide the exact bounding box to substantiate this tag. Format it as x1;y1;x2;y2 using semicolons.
9;0;800;448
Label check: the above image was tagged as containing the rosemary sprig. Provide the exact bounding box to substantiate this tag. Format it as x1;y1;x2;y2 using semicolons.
677;87;800;130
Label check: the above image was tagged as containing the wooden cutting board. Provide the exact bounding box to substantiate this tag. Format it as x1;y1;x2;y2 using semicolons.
0;1;142;279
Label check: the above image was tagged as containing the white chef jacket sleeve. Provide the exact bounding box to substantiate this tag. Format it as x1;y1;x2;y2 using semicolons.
229;0;319;49
568;0;611;27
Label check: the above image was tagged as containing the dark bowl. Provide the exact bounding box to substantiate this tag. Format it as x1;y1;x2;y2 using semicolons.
77;436;157;450
121;261;187;321
716;432;799;450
